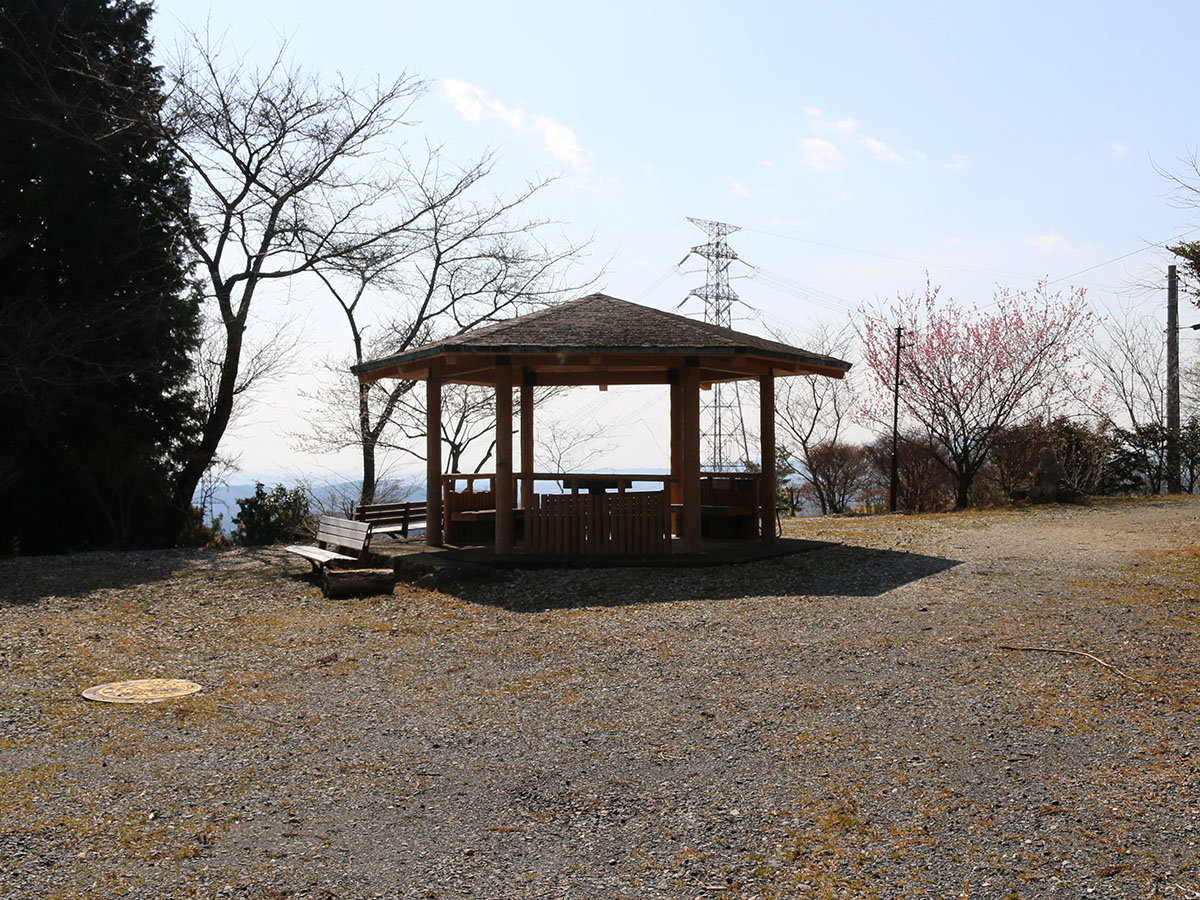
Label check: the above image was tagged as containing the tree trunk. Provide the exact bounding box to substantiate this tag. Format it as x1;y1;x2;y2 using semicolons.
163;314;245;542
359;381;376;505
954;470;972;509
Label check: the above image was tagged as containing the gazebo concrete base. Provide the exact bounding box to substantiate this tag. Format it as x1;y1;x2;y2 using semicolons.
386;536;837;576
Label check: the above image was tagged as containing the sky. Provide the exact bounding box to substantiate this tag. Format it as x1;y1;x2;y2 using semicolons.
151;0;1200;487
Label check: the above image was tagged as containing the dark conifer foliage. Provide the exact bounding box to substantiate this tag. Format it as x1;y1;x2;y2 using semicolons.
0;0;200;551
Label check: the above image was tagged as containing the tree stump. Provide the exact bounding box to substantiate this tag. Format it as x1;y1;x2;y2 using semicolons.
322;568;396;598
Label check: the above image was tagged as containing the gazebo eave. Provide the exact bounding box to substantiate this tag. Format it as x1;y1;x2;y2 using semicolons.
354;345;849;387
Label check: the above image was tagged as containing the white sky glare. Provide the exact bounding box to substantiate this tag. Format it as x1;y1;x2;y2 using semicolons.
152;0;1200;483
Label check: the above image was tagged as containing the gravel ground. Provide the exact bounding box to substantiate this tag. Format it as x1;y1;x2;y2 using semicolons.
2;497;1199;900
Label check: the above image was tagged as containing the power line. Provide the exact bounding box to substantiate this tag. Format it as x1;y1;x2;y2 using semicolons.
746;223;1200;298
742;226;1035;282
634;261;685;302
1046;227;1200;285
739;262;857;314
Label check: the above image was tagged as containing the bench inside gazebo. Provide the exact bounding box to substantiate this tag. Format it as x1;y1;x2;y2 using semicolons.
351;293;851;559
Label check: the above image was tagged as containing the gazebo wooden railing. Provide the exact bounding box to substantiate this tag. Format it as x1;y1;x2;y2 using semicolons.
438;471;763;554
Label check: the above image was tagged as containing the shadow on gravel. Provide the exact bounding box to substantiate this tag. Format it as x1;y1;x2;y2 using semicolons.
454;544;962;612
0;547;285;606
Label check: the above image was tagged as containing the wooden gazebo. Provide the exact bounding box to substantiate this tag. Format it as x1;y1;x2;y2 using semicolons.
352;294;851;557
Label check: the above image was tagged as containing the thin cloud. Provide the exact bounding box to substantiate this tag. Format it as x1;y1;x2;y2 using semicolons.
804;108;907;164
1034;233;1076;254
440;79;587;168
798;137;842;173
731;180;750;198
806;107;857;136
532;114;585;168
442;79;525;128
1110;140;1128;157
945;153;971;170
861;136;902;163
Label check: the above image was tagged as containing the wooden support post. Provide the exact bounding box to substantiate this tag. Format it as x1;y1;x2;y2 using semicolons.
495;363;514;554
520;380;534;509
760;369;776;544
681;360;701;554
669;376;683;519
426;374;443;547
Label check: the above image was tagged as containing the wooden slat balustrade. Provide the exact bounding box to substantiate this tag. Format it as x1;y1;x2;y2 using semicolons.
526;490;670;556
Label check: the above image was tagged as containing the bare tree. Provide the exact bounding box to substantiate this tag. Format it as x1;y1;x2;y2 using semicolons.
1084;310;1166;430
378;385;577;477
773;322;856;509
193;452;240;531
154;31;430;534
299;156;591;503
863;434;956;512
802;441;871;514
1157;149;1200;299
535;406;614;475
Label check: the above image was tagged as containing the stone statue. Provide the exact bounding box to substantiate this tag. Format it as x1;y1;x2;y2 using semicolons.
1025;446;1080;504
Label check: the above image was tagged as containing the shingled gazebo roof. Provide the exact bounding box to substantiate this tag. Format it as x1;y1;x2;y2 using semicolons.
353;293;852;386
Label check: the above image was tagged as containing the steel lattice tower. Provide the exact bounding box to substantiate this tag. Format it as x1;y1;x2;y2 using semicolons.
687;217;750;471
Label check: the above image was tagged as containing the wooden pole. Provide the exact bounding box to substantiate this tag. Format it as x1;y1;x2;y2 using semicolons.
520;380;534;508
495;362;514;554
889;325;903;512
669;375;683;534
681;360;701;554
1168;264;1181;494
426;374;443;547
760;369;776;543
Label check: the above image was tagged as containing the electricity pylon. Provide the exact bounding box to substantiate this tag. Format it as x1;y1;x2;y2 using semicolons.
686;217;750;471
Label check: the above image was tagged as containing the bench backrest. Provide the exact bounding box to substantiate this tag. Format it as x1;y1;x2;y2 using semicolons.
355;501;428;524
315;516;371;556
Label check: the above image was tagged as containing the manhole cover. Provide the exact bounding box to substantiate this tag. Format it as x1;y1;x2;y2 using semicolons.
81;678;202;704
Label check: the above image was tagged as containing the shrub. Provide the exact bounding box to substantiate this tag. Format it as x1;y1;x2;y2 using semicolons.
232;483;311;546
178;506;231;548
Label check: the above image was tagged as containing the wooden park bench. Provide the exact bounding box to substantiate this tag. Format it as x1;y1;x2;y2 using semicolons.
284;516;395;597
354;500;428;541
285;515;371;571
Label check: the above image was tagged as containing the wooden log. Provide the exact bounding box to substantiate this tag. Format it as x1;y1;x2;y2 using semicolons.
322;568;397;598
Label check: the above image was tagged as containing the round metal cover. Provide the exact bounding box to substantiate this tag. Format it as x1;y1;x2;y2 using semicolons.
81;678;202;704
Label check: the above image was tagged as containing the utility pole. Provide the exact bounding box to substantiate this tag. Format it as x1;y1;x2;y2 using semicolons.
889;325;903;512
1167;264;1181;494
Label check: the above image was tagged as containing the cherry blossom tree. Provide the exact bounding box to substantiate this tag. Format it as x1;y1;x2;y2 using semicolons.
859;279;1094;508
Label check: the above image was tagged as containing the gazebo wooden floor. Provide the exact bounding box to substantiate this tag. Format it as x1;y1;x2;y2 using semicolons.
382;537;838;573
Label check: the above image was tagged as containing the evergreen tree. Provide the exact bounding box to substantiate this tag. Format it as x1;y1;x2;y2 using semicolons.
0;0;200;551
